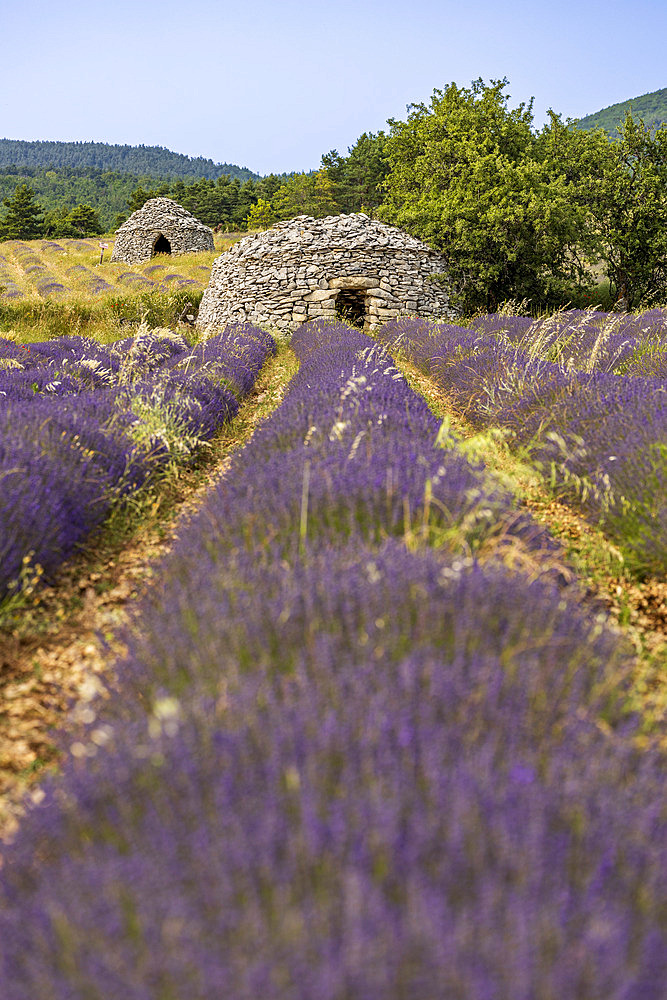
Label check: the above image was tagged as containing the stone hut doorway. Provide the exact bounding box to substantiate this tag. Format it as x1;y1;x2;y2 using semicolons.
152;234;171;256
335;288;366;327
330;276;376;329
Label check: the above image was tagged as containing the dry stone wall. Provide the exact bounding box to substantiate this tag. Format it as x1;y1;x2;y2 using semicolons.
111;198;214;264
197;214;456;333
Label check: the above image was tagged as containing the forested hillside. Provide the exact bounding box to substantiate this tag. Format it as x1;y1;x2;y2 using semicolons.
0;140;258;181
0;169;289;232
0;167;170;230
576;86;667;134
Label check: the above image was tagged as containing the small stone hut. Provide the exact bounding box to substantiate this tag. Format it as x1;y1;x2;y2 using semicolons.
111;198;214;264
196;213;455;333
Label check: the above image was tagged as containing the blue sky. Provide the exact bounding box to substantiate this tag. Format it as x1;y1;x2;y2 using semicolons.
2;0;666;175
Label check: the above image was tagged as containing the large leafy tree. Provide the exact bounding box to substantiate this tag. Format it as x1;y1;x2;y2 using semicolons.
379;79;585;312
0;183;45;240
542;111;667;308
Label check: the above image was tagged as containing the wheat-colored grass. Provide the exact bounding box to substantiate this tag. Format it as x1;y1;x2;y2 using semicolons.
0;232;244;341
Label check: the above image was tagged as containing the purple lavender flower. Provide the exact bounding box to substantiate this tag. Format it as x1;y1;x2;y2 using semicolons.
379;314;667;574
0;320;662;1000
0;324;274;597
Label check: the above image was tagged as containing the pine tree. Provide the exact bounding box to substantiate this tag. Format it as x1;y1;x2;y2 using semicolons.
65;203;103;236
0;183;45;239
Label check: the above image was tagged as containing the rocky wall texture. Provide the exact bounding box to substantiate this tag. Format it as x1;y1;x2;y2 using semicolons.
111;198;214;264
197;214;456;332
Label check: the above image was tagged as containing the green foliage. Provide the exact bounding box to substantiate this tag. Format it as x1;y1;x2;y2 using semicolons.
45;203;104;238
271;170;339;221
0;168;291;233
0;183;45;239
0;139;258;182
245;197;277;230
321;132;389;214
379;79;586;313
543;112;667;307
126;184;172;214
123;173;292;231
0;167;171;231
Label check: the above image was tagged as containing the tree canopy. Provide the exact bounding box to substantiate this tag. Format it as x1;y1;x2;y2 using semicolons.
45;202;104;238
0;139;257;182
542;111;667;308
321;132;389;215
378;79;586;312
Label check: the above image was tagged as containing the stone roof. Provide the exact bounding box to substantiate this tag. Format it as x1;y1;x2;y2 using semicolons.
116;198;212;234
197;212;454;333
228;213;440;260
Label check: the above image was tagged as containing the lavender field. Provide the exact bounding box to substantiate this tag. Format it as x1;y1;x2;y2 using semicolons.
377;309;667;577
0;321;275;604
0;237;221;302
0;236;248;343
0;320;664;999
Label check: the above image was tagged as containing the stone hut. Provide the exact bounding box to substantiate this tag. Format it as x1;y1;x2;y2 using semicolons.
111;198;214;264
196;213;455;333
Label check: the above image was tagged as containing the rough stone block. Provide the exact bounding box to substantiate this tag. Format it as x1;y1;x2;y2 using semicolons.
329;275;378;289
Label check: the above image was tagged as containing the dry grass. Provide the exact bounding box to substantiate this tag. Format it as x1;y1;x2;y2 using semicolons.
0;232;244;341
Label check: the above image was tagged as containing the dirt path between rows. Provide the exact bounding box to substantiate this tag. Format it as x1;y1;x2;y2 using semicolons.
0;345;298;842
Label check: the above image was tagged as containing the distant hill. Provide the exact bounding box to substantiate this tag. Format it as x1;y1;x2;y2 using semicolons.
0;139;259;182
576;86;667;135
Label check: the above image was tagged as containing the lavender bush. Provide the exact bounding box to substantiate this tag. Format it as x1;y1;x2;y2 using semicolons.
36;280;69;298
0;323;275;598
1;321;663;999
115;271;155;289
66;264;115;295
0;391;147;592
378;313;667;575
8;243;72;298
61;239;98;252
0;261;24;300
39;240;65;253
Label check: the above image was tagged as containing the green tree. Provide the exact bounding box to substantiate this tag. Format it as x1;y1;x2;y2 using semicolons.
67;203;104;236
245;197;277;230
321;132;388;214
379;79;584;312
0;183;45;240
126;183;170;214
272;169;339;221
543;111;667;308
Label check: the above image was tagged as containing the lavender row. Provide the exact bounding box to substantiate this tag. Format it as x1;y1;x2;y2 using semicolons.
377;315;667;575
1;322;663;998
471;307;667;376
0;249;25;299
0;323;275;598
66;263;115;295
6;241;71;298
0;240;206;300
